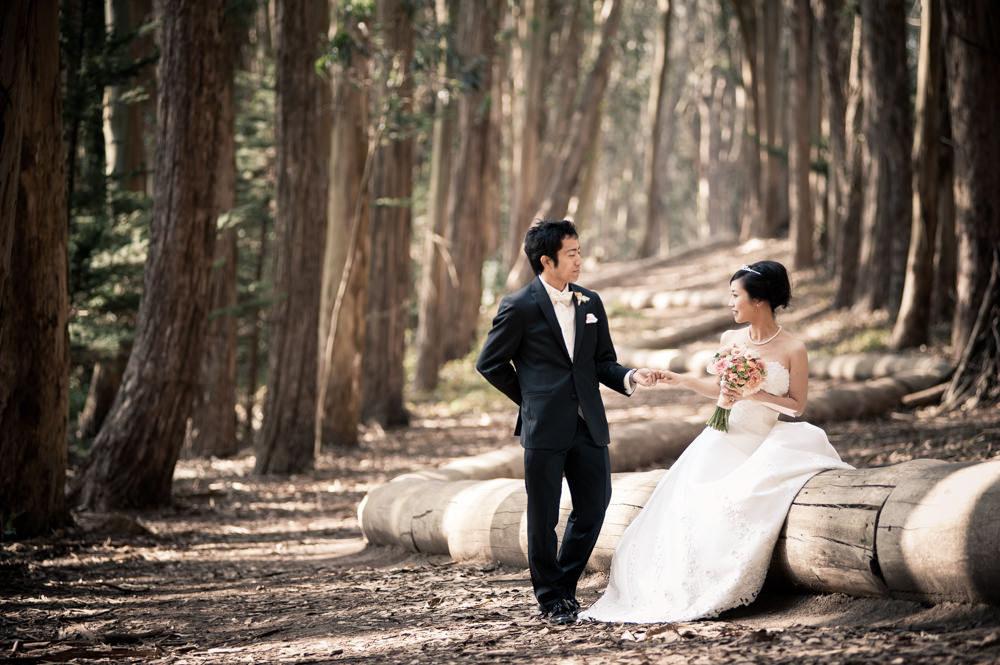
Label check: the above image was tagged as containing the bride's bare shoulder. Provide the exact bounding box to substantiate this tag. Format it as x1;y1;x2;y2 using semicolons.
779;331;807;355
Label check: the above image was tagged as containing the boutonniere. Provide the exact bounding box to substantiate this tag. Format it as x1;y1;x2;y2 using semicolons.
573;291;590;305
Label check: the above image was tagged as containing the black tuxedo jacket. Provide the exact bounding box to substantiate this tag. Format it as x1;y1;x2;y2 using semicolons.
476;277;633;449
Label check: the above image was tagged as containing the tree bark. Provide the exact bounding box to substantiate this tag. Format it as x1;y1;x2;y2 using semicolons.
812;0;848;275
639;0;674;259
789;0;814;268
856;0;912;314
832;11;863;309
760;0;786;238
891;0;945;350
76;352;127;440
243;209;268;445
732;0;763;241
317;14;371;449
361;0;415;427
0;1;69;536
105;0;155;195
932;105;955;327
504;0;623;290
255;0;331;473
0;3;28;287
186;11;242;458
941;0;1000;406
504;0;550;270
186;230;239;458
413;0;456;393
442;0;502;359
74;0;227;510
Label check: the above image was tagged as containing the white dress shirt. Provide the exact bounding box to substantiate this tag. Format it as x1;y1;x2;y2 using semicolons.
538;276;636;394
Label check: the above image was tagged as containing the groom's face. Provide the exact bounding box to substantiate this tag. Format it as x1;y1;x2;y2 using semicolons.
542;236;582;285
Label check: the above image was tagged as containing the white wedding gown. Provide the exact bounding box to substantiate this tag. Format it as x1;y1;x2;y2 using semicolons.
581;361;852;624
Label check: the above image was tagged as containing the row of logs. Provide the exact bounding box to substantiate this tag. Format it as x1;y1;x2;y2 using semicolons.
360;458;1000;604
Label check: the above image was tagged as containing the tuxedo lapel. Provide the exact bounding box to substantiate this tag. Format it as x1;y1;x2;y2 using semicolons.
530;278;572;364
570;284;586;362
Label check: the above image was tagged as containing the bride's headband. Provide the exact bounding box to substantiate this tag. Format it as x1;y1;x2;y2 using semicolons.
739;264;762;276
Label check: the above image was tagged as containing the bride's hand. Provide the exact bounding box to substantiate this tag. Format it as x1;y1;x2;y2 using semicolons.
720;385;743;403
655;369;682;386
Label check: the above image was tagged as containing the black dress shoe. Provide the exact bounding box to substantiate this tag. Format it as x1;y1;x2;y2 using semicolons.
565;597;581;613
546;599;578;625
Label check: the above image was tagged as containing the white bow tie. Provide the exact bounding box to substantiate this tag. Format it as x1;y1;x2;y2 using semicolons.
551;291;574;307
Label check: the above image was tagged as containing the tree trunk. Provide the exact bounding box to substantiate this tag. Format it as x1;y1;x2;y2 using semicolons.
413;0;456;393
317;15;371;449
790;0;814;269
361;0;415;427
891;0;945;350
185;11;242;458
76;352;127;440
639;0;674;259
832;12;863;309
242;209;268;445
812;0;848;275
255;0;331;473
186;230;239;458
759;0;785;238
504;0;623;290
505;0;550;270
732;1;763;241
441;0;502;359
0;1;69;536
932;105;956;327
105;0;155;195
74;0;227;511
856;0;912;314
540;0;584;180
0;3;28;289
941;0;1000;407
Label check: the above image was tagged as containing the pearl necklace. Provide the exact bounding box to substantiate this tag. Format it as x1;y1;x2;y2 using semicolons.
748;325;782;345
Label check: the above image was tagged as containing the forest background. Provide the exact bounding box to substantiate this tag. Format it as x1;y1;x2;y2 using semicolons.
1;0;998;569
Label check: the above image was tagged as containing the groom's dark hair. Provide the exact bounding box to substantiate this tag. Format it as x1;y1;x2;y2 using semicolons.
524;219;578;275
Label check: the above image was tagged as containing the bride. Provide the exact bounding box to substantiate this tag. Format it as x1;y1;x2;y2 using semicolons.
580;260;852;624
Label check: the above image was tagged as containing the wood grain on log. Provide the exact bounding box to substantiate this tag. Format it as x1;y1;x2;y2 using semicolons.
877;459;1000;603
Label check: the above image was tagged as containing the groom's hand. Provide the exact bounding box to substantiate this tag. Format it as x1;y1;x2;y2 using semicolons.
632;368;658;387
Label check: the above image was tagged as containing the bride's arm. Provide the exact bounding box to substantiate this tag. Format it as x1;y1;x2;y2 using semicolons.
654;330;735;401
657;370;724;400
742;344;809;417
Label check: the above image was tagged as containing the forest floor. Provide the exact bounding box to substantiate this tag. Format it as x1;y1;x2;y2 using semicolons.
4;242;1000;663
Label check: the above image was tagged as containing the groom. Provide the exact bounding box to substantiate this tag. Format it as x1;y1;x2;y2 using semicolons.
476;220;657;624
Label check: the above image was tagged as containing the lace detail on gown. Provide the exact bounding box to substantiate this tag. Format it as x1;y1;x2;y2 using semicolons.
581;361;852;624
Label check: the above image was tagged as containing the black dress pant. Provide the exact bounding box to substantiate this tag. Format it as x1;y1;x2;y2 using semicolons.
523;416;612;608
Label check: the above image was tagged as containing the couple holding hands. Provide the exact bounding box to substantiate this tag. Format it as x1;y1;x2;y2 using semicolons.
476;220;850;625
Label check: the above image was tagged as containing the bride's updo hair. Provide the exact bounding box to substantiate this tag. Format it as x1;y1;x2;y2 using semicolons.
731;260;791;312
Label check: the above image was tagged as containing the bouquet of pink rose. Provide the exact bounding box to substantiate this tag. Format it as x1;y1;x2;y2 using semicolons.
705;344;768;432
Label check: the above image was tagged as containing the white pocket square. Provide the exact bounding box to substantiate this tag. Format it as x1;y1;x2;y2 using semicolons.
585;313;598;324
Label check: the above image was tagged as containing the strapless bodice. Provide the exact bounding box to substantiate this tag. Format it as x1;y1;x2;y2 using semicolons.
727;361;789;436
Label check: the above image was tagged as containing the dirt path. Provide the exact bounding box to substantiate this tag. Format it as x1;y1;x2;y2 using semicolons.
4;246;999;663
3;401;1000;664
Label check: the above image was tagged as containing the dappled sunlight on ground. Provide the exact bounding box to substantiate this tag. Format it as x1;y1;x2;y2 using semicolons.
4;239;999;663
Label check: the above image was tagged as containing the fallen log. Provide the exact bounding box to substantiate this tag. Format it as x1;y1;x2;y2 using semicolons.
585;236;736;291
798;371;946;423
396;418;705;483
621;312;735;351
359;458;1000;604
